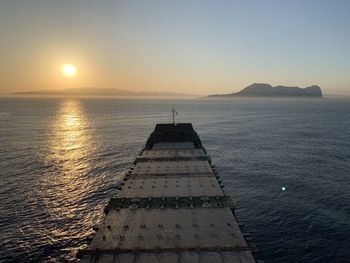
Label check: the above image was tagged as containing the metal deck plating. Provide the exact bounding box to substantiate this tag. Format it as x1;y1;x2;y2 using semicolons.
79;123;257;263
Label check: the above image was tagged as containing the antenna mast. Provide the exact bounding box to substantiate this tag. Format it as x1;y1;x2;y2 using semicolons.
171;107;176;124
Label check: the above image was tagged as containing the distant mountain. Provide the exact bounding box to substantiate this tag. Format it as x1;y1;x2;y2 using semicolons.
209;83;323;98
13;87;194;98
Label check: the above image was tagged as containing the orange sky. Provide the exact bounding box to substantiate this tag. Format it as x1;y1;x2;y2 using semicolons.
1;1;349;96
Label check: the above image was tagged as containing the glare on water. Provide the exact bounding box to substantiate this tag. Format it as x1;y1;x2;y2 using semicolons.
45;100;94;206
37;100;99;259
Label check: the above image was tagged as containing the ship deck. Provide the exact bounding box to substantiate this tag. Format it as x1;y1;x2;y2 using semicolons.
79;123;257;263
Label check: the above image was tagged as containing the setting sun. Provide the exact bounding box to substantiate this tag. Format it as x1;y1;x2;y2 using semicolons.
61;64;77;78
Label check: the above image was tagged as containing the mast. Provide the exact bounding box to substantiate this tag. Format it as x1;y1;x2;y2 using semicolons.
171;107;177;124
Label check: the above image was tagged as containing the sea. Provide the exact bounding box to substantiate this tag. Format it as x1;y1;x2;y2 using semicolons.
0;97;349;263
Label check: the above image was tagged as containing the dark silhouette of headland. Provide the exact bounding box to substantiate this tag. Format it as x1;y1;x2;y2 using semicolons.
209;83;323;98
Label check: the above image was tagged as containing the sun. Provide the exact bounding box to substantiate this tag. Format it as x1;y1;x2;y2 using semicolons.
61;64;77;78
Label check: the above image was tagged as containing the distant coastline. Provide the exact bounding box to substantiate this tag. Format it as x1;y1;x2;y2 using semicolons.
0;83;334;99
208;83;323;98
11;87;195;99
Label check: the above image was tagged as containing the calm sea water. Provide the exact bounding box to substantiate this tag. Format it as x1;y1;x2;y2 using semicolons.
0;98;349;263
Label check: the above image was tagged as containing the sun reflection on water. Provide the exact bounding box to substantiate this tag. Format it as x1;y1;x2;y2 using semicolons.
38;100;101;260
51;100;92;173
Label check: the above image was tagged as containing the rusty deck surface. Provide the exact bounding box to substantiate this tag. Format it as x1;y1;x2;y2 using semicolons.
79;123;257;263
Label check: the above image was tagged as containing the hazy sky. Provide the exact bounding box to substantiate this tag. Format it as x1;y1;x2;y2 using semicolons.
0;0;349;95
